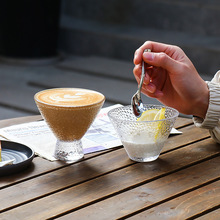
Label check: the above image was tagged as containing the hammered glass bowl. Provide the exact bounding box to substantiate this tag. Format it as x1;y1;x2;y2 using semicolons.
108;105;179;162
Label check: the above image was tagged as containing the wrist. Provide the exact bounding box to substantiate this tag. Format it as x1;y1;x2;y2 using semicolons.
192;82;209;119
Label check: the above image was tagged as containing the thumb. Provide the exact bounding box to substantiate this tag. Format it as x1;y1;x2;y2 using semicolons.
143;51;179;73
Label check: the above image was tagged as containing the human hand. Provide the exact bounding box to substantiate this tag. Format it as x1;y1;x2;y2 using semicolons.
133;41;209;118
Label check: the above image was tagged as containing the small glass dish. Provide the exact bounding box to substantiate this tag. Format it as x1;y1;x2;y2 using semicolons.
108;105;179;162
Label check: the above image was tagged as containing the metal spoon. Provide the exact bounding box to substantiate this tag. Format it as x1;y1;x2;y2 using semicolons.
131;49;151;117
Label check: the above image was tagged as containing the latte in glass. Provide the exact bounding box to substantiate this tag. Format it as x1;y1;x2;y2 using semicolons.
35;88;105;162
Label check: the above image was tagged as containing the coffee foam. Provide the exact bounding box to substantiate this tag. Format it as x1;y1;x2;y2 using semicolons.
35;88;104;106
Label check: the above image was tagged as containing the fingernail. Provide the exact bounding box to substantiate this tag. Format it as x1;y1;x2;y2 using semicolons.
143;52;154;61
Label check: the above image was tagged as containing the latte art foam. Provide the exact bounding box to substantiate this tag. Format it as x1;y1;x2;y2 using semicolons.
35;88;104;106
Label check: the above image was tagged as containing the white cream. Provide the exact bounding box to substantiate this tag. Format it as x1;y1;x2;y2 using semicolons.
122;130;165;162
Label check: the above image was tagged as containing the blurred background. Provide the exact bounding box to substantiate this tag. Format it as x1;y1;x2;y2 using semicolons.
0;0;219;120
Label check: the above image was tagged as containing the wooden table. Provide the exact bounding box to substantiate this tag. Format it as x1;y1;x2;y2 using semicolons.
0;116;219;220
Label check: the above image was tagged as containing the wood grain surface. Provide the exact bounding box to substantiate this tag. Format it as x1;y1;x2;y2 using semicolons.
0;116;219;220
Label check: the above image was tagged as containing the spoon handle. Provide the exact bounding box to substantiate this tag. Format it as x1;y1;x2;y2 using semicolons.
138;49;151;97
138;60;145;93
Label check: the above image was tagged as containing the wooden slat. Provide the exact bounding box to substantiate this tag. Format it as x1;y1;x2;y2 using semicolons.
164;125;210;152
0;148;121;188
0;123;208;188
0;157;65;188
0;148;132;210
197;209;220;220
174;117;192;128
132;181;220;220
57;157;220;220
0;138;219;219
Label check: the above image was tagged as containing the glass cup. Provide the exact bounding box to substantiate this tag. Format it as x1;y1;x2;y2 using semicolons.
108;105;179;162
34;88;105;162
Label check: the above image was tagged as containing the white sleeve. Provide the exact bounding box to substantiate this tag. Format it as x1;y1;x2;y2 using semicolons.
193;70;220;143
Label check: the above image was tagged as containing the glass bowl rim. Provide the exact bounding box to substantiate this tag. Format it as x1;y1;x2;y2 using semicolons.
108;104;179;123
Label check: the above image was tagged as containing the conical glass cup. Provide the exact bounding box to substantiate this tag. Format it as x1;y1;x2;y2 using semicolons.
35;88;105;162
108;105;179;162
